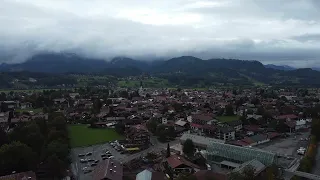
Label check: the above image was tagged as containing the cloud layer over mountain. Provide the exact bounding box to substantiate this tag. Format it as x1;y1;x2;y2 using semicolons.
1;0;320;67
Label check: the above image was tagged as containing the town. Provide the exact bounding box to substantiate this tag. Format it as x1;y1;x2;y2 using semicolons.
0;86;320;180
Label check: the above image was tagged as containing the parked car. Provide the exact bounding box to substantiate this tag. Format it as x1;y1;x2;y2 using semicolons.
101;154;107;157
297;147;306;155
80;159;88;163
78;154;85;157
91;163;98;167
86;152;93;156
108;156;114;159
83;169;92;174
102;157;108;160
94;160;99;163
87;159;95;162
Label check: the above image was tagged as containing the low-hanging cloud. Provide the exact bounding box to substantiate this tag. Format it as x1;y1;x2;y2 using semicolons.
1;0;320;67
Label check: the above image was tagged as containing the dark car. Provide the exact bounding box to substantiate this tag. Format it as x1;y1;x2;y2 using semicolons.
88;159;95;162
101;154;107;157
86;152;93;156
94;160;99;163
91;163;98;167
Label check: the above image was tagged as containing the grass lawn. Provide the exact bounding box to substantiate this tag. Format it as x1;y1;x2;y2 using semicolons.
217;115;240;123
68;124;124;148
15;108;43;113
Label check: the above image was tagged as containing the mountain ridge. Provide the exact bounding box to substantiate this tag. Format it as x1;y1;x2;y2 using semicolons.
1;53;320;87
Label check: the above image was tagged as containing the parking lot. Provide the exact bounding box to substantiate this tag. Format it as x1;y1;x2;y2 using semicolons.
257;131;310;157
70;138;180;180
71;142;129;180
256;131;310;168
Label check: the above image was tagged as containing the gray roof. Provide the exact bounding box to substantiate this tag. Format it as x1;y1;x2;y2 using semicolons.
217;126;235;133
180;133;225;148
233;159;266;175
175;120;187;126
250;134;268;142
226;120;242;127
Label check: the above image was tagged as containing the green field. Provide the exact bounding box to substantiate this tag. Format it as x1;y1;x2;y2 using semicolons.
0;88;70;93
217;115;240;122
15;108;43;113
68;125;124;148
118;78;170;88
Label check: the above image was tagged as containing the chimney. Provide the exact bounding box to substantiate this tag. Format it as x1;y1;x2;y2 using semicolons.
111;162;114;165
114;171;116;173
109;169;112;173
114;166;116;168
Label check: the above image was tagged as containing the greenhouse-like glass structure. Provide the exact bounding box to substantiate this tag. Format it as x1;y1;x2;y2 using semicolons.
206;142;276;166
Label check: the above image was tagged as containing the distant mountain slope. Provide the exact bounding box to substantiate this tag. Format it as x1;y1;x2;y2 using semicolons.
2;53;320;87
265;64;296;71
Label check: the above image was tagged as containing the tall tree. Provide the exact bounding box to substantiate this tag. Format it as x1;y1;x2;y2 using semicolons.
93;98;102;114
166;143;170;158
183;139;195;157
46;154;67;179
225;104;234;116
0;128;8;147
0;141;37;175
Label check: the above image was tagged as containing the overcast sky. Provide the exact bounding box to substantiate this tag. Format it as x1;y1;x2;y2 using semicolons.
1;0;320;67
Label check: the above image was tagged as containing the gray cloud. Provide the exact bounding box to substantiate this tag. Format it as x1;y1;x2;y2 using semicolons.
1;0;320;67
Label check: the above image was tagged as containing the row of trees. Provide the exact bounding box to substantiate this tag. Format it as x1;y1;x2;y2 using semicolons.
0;113;70;178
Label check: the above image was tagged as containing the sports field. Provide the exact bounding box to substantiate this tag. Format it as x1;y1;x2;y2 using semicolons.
68;124;124;148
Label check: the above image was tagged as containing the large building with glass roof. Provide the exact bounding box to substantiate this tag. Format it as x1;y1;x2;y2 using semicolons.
206;141;277;167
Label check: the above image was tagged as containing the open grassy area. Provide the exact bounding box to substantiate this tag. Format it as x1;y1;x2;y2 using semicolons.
68;124;124;148
15;108;43;113
217;115;240;123
118;78;170;88
0;88;70;93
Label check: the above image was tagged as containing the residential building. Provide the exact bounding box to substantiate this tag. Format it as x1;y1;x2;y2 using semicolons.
165;155;201;176
226;120;242;132
126;125;150;145
215;126;235;141
136;169;166;180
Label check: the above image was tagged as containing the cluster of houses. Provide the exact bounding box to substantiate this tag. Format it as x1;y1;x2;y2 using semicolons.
0;87;317;180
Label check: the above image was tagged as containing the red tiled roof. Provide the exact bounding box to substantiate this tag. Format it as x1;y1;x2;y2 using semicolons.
243;125;261;132
242;137;255;144
192;114;213;121
167;155;200;169
277;114;298;120
231;140;249;147
202;124;216;131
191;123;203;128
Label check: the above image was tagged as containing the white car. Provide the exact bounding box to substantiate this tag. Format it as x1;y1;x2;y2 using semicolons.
297;148;306;155
80;159;88;163
108;156;114;159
